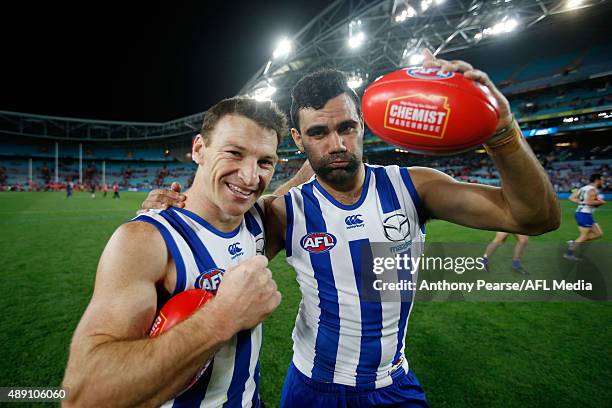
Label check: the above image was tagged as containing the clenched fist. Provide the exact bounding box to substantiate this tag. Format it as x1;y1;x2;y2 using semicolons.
213;255;281;338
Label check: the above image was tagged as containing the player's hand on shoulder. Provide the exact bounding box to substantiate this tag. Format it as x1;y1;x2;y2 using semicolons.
213;255;281;337
139;181;186;213
421;48;512;131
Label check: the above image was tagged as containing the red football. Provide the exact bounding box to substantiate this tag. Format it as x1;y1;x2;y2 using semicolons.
150;288;215;393
362;67;500;155
149;289;214;337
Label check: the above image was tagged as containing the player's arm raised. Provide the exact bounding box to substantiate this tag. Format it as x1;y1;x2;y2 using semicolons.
412;51;560;235
62;222;279;407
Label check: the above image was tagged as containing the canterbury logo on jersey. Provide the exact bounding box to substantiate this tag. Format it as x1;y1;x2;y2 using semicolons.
228;242;243;259
195;268;225;293
300;232;337;253
345;214;365;229
382;213;411;242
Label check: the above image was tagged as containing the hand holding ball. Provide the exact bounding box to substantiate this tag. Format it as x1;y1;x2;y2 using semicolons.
362;67;500;155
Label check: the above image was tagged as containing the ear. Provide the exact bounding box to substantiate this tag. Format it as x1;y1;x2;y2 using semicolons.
291;128;304;153
359;111;365;131
192;134;206;165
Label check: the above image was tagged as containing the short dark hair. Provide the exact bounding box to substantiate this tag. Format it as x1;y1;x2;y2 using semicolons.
290;69;361;130
200;97;287;145
590;173;603;183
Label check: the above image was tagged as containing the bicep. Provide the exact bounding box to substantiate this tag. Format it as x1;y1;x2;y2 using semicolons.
72;223;167;350
412;167;520;232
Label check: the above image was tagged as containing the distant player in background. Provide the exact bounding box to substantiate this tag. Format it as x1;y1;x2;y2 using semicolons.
565;173;606;261
90;182;96;198
482;232;529;274
66;180;73;198
102;183;108;197
112;182;120;199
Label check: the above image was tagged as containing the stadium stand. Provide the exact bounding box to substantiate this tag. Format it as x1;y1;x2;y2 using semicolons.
1;40;611;195
0;140;195;191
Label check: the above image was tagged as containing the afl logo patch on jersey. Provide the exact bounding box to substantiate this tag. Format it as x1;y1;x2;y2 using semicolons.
406;67;454;80
300;232;337;253
195;268;225;294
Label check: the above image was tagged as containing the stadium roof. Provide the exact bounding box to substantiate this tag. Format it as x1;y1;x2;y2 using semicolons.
0;0;609;142
240;0;609;104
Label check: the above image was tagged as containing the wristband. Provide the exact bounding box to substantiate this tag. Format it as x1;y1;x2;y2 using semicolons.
484;119;523;155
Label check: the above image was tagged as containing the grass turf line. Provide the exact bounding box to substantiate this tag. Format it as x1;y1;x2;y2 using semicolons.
0;192;610;407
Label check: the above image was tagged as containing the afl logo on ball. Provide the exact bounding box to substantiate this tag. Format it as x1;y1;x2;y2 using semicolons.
300;232;337;253
406;67;454;80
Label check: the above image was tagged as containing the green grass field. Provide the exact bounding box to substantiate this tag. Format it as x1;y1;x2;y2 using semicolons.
0;192;610;407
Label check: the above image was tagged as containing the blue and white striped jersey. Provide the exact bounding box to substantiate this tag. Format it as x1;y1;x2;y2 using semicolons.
133;204;266;408
576;185;598;214
284;164;426;389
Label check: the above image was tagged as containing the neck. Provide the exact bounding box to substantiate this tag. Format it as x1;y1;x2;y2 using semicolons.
182;182;243;233
316;163;366;205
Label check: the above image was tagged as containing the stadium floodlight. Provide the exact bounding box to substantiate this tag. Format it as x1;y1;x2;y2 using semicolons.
347;74;364;89
272;37;292;59
566;0;584;9
474;16;519;39
348;20;366;49
395;6;417;23
252;84;276;101
348;32;365;48
421;0;433;12
486;17;518;35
